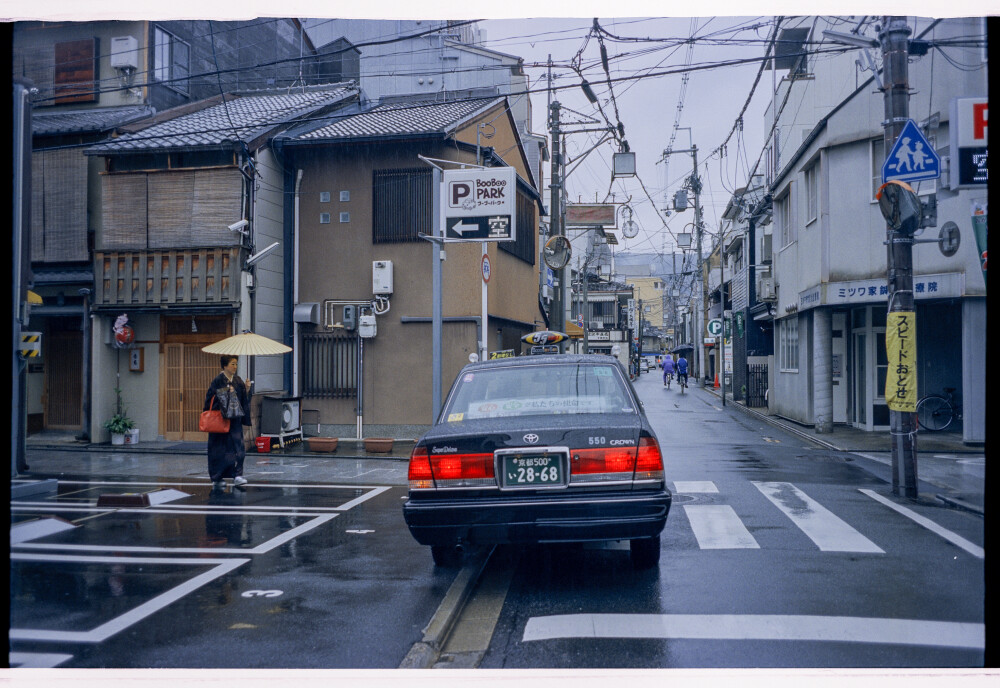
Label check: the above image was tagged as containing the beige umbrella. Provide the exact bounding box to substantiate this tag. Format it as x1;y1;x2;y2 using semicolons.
201;331;292;356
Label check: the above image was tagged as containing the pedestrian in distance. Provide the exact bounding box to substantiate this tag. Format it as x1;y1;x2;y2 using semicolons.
204;355;252;491
676;354;689;390
662;354;676;388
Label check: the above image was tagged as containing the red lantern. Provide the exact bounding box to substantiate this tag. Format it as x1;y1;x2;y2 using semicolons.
114;325;135;346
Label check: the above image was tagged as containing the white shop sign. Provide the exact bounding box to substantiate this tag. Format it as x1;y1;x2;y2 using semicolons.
797;273;963;309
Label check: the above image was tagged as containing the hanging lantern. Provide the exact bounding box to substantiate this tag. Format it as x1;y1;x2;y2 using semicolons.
113;314;134;347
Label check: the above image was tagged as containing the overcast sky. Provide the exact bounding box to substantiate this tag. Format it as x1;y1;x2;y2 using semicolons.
8;1;989;261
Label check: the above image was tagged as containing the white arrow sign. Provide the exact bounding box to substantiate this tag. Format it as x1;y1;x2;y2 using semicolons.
451;220;479;235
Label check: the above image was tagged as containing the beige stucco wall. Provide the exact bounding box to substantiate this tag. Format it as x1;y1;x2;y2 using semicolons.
293;105;540;427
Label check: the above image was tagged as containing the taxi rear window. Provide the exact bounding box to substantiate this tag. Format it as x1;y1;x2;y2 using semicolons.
443;364;635;420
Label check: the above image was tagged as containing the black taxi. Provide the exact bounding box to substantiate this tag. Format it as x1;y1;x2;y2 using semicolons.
402;352;671;569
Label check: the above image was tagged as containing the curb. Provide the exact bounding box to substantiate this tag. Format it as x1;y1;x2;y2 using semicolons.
934;493;985;517
398;546;494;669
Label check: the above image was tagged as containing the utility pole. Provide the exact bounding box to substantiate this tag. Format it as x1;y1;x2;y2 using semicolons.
719;233;726;406
690;145;706;387
549;101;564;339
881;16;918;497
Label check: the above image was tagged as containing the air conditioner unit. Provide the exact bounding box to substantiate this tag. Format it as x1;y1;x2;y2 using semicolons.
757;276;776;301
760;233;773;263
261;397;301;434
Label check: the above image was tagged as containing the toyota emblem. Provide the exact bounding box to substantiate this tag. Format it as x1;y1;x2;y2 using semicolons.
523;433;539;444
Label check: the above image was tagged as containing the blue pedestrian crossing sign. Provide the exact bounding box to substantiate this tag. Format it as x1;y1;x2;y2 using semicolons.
882;119;940;184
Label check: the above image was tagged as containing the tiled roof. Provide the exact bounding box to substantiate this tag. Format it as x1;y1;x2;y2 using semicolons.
293;97;504;141
32;106;156;136
87;86;357;153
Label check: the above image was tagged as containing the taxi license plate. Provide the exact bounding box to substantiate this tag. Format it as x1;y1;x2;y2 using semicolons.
501;453;565;488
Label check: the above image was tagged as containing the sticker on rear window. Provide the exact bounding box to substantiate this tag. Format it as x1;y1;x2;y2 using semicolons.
447;412;464;422
594;366;613;377
463;374;475;383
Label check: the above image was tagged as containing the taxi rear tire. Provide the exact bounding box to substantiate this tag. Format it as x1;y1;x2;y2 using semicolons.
431;545;463;568
629;535;661;570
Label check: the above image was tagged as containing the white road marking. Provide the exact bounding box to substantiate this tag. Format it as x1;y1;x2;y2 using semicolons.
684;505;759;549
522;614;984;649
11;505;336;516
11;514;337;555
48;480;390;491
8;652;74;668
673;481;718;493
9;554;249;643
860;489;984;559
147;489;190;505
335;485;392;511
754;482;883;553
10;517;77;544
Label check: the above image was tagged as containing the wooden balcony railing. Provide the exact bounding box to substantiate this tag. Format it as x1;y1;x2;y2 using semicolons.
94;248;242;307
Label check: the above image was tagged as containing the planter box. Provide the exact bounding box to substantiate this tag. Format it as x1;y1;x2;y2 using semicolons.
307;437;339;453
363;438;394;453
111;433;125;446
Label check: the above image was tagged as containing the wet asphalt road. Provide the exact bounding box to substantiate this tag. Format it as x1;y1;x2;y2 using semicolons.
9;370;986;669
475;372;985;668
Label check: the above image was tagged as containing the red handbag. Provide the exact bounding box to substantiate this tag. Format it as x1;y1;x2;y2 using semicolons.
199;395;231;433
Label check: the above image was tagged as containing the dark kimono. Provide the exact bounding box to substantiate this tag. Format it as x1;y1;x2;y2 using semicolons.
204;372;252;481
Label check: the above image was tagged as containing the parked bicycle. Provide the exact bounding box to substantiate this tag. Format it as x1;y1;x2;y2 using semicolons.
916;387;962;431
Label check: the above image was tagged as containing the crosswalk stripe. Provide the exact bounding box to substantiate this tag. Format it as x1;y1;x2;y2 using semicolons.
753;482;884;553
522;614;983;649
684;505;760;549
673;481;718;493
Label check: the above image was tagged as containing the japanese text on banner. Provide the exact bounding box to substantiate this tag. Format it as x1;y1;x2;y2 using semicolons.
885;312;917;412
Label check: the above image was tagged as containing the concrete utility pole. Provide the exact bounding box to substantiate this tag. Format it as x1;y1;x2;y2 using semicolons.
690;145;707;387
549;101;564;338
881;16;919;497
719;234;726;406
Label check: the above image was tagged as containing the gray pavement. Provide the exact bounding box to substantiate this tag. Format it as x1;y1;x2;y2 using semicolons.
19;387;984;517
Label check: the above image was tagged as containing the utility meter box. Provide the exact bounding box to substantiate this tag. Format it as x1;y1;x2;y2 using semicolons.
110;36;139;69
342;305;357;330
373;260;393;295
359;313;377;338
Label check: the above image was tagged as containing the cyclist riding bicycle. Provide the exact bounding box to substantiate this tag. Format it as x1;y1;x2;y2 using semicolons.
676;355;689;388
662;355;675;387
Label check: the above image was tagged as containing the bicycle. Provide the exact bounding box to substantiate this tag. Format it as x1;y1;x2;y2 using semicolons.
916;387;962;431
677;372;688;395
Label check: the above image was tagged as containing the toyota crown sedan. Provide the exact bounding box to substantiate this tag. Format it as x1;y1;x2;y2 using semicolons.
402;354;671;569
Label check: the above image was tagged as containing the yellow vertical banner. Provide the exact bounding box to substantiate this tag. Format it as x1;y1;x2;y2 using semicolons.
885;312;917;412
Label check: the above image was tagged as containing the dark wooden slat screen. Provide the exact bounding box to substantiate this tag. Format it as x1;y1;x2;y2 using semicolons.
372;168;431;243
499;187;536;265
30;152;45;262
54;39;98;104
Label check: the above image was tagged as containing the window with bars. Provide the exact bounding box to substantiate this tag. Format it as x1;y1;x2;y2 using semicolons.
372;168;432;243
805;162;818;224
779;317;799;372
300;332;358;398
153;27;190;94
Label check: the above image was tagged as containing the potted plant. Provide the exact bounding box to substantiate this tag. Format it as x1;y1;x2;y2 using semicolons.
104;413;135;445
104;386;136;445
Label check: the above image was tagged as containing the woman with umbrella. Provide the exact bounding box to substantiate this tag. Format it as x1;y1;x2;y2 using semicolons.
201;332;292;491
204;355;252;490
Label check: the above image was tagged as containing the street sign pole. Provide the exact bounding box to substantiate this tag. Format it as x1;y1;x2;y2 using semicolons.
481;243;488;361
431;167;443;419
881;16;919;498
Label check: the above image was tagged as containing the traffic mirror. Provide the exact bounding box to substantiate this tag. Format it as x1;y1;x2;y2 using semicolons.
877;180;922;233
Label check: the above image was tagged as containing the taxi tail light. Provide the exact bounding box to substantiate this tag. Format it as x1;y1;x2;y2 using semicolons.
431;452;495;481
408;446;434;489
635;436;665;480
570;447;636;477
